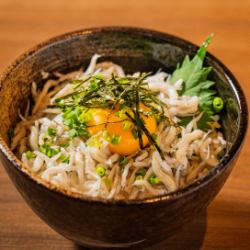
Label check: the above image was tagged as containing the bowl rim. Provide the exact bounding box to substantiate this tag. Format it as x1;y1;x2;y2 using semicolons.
0;26;248;205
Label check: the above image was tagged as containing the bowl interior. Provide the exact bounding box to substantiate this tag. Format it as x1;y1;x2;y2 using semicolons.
0;28;245;198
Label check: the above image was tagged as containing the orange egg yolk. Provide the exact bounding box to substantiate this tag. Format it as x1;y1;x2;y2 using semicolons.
87;104;157;155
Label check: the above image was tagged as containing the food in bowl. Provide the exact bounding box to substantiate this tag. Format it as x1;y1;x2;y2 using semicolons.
10;35;226;200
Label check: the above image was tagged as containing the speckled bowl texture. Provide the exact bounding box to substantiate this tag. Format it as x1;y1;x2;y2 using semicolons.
0;27;248;249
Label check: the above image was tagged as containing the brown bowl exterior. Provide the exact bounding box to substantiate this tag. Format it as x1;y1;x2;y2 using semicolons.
0;27;248;248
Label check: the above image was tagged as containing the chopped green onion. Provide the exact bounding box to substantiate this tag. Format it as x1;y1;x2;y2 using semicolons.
102;130;111;142
95;164;106;177
78;128;90;139
26;151;36;160
115;111;121;117
54;98;65;105
87;137;102;148
39;145;60;158
93;73;104;80
135;168;147;177
115;109;129;120
89;81;99;91
79;111;93;123
212;97;224;113
62;107;81;128
68;129;78;138
103;177;112;187
47;127;57;137
59;154;70;163
42;132;52;144
118;156;129;167
123;121;132;130
136;175;143;180
39;145;47;155
148;175;160;185
111;135;121;145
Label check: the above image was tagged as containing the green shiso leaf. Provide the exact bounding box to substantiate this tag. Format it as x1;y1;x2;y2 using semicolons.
172;34;219;131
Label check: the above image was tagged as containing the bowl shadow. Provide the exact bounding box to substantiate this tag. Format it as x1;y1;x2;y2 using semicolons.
74;210;207;250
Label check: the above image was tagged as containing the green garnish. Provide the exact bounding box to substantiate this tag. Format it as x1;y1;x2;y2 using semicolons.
102;130;111;141
68;129;78;138
135;168;147;178
87;137;102;148
50;72;166;158
59;154;70;163
79;110;93;123
123;120;132;130
95;164;106;177
171;34;213;90
111;135;121;145
26;151;36;160
103;177;112;187
178;116;193;127
77;128;90;138
118;156;129;167
136;175;143;180
39;144;60;158
54;98;65;105
171;34;218;131
47;127;57;137
89;81;99;91
213;97;224;113
148;175;160;185
62;106;90;140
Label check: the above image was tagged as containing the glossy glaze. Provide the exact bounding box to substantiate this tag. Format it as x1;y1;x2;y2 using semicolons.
0;27;248;248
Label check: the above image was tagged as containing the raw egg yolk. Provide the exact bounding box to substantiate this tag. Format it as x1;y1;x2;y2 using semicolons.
87;104;157;155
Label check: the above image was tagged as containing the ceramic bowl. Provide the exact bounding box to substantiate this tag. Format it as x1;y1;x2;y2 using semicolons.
0;27;248;248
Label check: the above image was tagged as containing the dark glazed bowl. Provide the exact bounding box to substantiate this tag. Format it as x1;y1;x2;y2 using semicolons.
0;27;248;248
